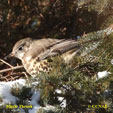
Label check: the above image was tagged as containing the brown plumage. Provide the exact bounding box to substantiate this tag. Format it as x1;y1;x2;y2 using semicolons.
10;38;81;77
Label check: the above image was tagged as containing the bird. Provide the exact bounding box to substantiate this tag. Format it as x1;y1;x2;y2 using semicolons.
8;38;81;77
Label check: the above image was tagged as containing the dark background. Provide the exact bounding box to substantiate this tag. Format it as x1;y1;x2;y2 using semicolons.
0;0;113;57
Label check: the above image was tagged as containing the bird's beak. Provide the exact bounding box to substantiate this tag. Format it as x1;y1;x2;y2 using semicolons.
4;52;14;60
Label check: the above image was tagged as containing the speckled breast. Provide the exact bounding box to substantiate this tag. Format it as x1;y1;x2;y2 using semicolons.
22;58;52;76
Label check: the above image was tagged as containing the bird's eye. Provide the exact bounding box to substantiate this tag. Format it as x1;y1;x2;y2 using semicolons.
18;46;23;51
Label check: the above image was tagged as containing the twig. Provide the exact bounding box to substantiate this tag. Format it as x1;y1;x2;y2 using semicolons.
0;59;14;68
22;72;30;84
0;65;24;73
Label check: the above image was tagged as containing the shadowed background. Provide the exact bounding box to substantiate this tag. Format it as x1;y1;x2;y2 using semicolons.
1;0;113;58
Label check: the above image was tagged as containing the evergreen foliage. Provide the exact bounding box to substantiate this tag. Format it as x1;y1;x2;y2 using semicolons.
1;0;113;113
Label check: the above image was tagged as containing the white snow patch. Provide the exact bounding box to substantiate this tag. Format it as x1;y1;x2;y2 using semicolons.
29;106;40;113
97;71;111;79
30;90;40;106
28;90;40;113
0;79;26;104
111;59;113;65
43;105;56;111
55;89;66;108
58;97;66;108
31;81;40;86
55;89;62;94
29;90;58;113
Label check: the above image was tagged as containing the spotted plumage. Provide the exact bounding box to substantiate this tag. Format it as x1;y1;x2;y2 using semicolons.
9;38;81;77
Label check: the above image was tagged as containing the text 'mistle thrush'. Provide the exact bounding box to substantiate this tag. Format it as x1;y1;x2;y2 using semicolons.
9;38;81;77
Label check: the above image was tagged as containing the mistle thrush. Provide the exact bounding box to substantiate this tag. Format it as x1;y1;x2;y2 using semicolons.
9;38;81;77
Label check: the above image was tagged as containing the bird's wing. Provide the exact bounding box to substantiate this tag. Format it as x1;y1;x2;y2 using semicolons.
50;39;80;53
29;38;81;61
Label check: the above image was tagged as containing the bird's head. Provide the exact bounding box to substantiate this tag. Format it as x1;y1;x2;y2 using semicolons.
9;38;32;60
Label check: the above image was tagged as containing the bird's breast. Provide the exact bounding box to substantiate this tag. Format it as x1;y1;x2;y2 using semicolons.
22;57;52;76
